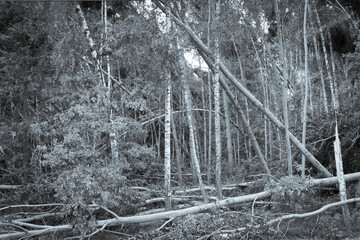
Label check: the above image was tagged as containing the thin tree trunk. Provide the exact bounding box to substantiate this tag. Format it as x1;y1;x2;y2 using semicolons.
171;115;183;188
301;0;309;179
223;89;233;175
334;120;351;223
198;51;271;175
250;36;268;162
313;34;329;115
207;0;213;185
232;39;251;161
104;1;118;165
236;112;241;166
214;0;223;200
164;5;172;210
264;44;273;162
194;122;201;165
178;39;208;203
164;78;171;209
157;122;161;158
328;31;340;112
275;0;292;175
201;77;207;174
183;81;208;203
314;5;336;112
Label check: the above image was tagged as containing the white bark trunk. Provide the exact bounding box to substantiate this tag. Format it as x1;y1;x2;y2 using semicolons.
301;0;309;179
164;5;172;210
214;0;222;200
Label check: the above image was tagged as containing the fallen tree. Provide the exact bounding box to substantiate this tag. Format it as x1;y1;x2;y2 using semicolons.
267;197;360;226
1;172;360;240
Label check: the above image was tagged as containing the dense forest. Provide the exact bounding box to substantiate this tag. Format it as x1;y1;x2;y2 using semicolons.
1;0;360;239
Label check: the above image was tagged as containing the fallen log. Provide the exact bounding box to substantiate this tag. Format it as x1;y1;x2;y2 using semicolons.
145;196;218;205
267;197;360;226
0;191;272;240
2;172;360;240
174;182;250;194
0;185;21;190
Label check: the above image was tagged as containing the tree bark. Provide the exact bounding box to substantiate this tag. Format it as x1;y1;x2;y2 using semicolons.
301;0;309;179
334;120;350;221
214;0;222;200
328;31;340;112
275;0;292;175
232;37;252;161
177;39;208;203
313;33;329;115
164;78;171;209
171;116;183;188
249;36;268;162
314;5;336;113
223;89;234;174
207;0;213;185
104;1;118;164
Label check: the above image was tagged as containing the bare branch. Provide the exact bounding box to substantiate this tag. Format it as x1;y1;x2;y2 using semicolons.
267;198;360;225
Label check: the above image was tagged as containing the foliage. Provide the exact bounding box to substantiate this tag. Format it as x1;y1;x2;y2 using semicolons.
267;175;317;213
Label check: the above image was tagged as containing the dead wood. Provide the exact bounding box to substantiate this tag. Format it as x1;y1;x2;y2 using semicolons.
267;197;360;226
1;172;360;240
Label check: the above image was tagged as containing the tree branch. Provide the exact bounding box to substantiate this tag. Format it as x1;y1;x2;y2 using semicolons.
267;198;360;225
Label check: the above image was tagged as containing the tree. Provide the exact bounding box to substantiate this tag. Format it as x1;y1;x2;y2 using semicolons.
301;0;309;179
214;0;222;200
223;90;234;174
164;4;172;210
177;37;208;203
274;0;292;176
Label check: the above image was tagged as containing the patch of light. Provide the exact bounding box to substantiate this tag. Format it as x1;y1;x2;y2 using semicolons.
259;12;269;34
155;7;166;33
184;50;208;71
133;0;154;19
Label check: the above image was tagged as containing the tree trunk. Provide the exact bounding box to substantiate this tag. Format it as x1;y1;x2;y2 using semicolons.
250;36;268;162
214;0;222;200
236;113;241;166
198;51;271;175
314;5;336;113
183;80;208;203
232;38;252;161
223;89;234;175
178;39;208;203
301;0;309;179
201;77;207;176
328;31;340;112
207;0;213;185
104;1;118;165
164;5;172;210
334;120;351;222
171;116;183;188
312;33;329;115
275;0;292;175
164;79;171;209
